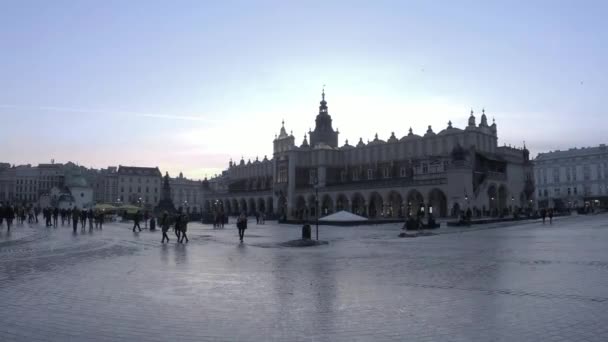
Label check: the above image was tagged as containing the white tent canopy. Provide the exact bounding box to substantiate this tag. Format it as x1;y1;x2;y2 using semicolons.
319;210;368;222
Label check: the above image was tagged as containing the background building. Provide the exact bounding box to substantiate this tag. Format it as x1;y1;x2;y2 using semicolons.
203;90;535;220
534;144;608;210
168;172;203;213
116;166;162;208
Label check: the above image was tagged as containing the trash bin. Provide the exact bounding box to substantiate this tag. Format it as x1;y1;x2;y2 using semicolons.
302;224;311;240
149;218;156;231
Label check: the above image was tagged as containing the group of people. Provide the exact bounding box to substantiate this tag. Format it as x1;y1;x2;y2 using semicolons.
540;208;554;224
158;209;190;244
0;203;106;232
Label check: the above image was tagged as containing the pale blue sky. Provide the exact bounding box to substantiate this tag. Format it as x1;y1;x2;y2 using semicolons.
1;1;606;179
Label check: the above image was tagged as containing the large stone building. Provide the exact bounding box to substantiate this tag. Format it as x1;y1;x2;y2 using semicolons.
534;144;608;210
203;90;535;220
168;172;204;213
116;166;162;207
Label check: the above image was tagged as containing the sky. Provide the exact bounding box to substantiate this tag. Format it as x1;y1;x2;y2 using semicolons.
1;0;607;179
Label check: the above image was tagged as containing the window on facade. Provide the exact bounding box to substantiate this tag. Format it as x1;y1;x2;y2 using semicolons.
554;188;560;196
383;168;389;178
567;187;571;195
137;187;141;192
146;187;149;193
544;189;548;197
352;171;359;181
367;169;373;180
552;168;559;183
422;164;428;174
155;188;158;193
538;189;542;197
340;171;346;182
572;167;577;181
574;187;578;195
400;167;406;177
583;166;591;181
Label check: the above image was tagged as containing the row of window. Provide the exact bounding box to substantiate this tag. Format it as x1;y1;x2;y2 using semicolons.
537;163;608;185
120;187;158;193
120;177;160;184
538;184;608;197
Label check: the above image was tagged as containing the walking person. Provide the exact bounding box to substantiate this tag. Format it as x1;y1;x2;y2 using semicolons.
174;209;182;241
98;210;104;229
160;211;170;243
236;212;247;242
88;208;94;230
179;212;189;243
34;206;40;223
53;207;59;227
132;210;142;232
72;207;79;232
80;209;87;231
541;208;547;224
255;211;260;224
548;208;554;225
6;205;15;231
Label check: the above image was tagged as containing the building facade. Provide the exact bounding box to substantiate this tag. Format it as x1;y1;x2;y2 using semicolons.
203;90;535;220
534;144;608;210
168;172;204;213
116;166;162;207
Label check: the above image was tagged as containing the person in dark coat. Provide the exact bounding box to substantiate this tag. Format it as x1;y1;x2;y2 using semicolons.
80;209;87;230
132;210;142;232
72;207;79;232
6;205;15;231
179;212;189;243
548;208;554;224
541;208;547;224
88;208;94;230
53;207;59;227
160;212;170;243
237;212;247;242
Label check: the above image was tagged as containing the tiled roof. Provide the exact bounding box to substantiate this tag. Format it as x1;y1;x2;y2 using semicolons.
117;166;162;177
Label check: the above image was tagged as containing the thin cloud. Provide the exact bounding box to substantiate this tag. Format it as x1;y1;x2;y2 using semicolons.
0;104;217;122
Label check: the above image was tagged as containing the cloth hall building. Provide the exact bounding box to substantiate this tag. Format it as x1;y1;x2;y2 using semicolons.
203;91;535;220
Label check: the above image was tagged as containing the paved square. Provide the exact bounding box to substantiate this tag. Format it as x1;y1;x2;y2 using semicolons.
1;214;608;341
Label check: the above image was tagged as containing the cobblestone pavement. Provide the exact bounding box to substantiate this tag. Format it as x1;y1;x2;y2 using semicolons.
1;214;608;341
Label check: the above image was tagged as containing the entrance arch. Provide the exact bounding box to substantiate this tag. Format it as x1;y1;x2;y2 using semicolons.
321;194;334;216
239;198;247;214
351;193;366;216
248;198;256;215
336;193;349;212
368;192;384;219
387;191;403;218
427;188;448;217
487;184;497;215
406;190;424;216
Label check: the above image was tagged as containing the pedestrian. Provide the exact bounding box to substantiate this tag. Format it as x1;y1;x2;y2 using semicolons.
255;211;260;224
72;207;79;232
98;210;104;229
548;208;554;225
237;212;247;242
132;210;142;232
161;211;170;243
88;208;94;230
53;207;59;227
149;215;156;231
174;209;182;241
80;209;87;230
34;206;40;223
541;208;547;224
6;205;15;231
179;212;189;243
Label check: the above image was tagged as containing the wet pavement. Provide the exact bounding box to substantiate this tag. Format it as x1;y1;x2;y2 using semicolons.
1;214;608;341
